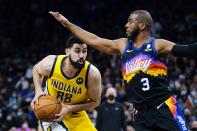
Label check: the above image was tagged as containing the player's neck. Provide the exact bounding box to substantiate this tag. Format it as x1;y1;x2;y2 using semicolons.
133;32;150;48
63;58;79;77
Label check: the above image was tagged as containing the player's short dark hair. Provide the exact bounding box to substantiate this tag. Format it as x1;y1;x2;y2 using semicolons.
131;10;153;31
65;36;84;48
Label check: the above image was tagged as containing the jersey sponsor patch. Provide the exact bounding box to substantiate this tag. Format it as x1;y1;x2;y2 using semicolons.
76;77;83;85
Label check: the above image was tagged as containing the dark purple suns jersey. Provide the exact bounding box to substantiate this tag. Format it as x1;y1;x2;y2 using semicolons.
121;38;172;107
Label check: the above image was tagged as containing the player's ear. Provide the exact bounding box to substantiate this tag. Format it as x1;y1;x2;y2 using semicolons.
139;22;146;30
65;48;70;55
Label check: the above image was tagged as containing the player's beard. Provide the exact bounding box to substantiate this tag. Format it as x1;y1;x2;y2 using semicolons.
69;55;85;69
127;27;140;41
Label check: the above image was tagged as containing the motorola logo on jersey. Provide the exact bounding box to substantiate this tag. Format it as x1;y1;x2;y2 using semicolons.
126;58;152;75
76;77;83;85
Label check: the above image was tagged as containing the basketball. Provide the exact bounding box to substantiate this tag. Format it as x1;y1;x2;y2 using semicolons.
34;95;62;122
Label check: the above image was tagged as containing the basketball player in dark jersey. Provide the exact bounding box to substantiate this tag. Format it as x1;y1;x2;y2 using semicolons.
49;10;197;131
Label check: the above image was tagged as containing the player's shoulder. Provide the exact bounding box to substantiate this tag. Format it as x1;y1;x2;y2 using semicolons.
37;55;57;68
34;55;57;76
114;38;129;53
87;63;101;80
88;64;101;76
44;55;57;61
154;39;175;55
155;38;167;43
36;55;56;65
155;39;175;45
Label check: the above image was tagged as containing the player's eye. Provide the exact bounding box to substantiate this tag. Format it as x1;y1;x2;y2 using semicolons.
75;49;81;53
83;49;87;53
129;20;134;24
128;19;136;24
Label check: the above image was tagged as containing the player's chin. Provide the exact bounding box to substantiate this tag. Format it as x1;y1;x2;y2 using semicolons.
126;33;130;38
125;31;130;35
78;61;85;64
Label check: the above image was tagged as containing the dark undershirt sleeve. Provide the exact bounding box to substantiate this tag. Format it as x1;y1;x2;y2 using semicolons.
171;42;197;57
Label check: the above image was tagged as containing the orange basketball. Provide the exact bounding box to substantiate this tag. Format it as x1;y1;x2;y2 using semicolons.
34;95;62;122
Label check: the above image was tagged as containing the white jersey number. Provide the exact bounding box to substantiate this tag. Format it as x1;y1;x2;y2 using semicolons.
141;78;150;91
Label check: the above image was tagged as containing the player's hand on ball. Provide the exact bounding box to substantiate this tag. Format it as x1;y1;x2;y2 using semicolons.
49;11;69;24
31;90;47;110
54;104;72;122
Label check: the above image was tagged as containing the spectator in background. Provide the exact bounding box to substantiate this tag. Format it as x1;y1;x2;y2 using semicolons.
191;121;197;131
96;87;127;131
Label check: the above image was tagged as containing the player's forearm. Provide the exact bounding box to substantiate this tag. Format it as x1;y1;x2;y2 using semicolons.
66;100;100;113
32;66;43;93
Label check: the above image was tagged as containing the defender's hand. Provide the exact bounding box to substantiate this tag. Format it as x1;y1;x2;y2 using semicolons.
54;104;72;122
31;90;47;110
49;11;69;24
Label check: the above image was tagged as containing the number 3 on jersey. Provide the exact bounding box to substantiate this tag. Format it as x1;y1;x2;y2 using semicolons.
57;91;73;103
141;78;150;91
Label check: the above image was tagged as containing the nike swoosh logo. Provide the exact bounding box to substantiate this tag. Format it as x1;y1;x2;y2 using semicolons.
157;103;164;109
145;49;152;51
126;50;133;52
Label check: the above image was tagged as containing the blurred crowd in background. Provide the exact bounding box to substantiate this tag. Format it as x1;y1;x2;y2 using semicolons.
0;0;196;130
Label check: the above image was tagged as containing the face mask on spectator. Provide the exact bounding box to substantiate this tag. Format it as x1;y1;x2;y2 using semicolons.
107;95;115;101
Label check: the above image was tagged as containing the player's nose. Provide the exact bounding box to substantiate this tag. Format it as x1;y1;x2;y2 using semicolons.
79;52;85;58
